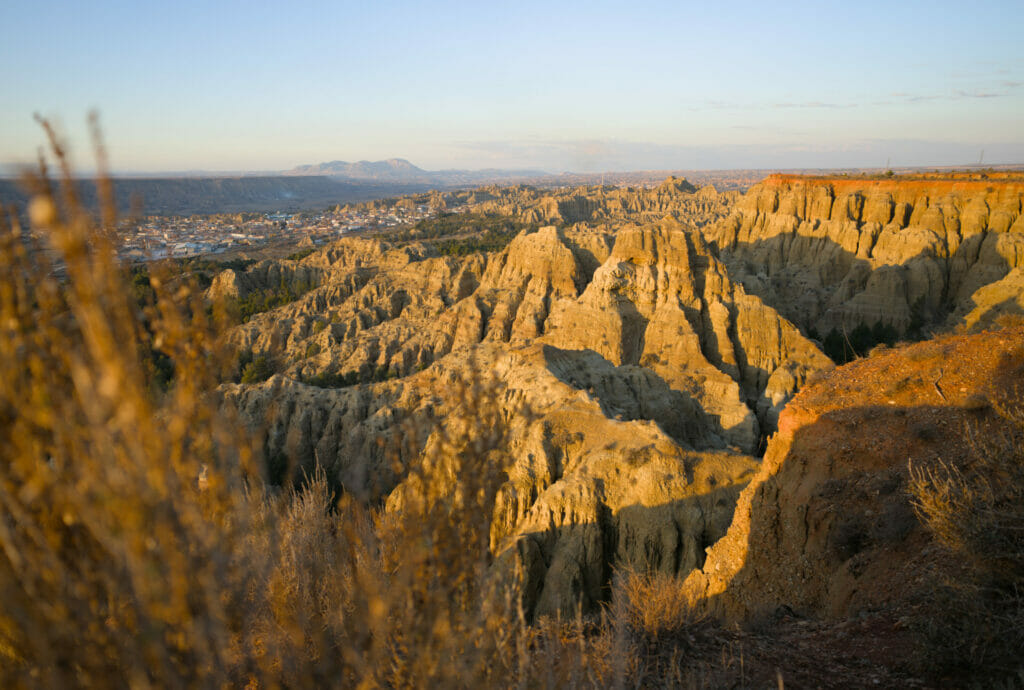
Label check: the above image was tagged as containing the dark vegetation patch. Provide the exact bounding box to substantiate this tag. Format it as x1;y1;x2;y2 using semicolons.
385;212;546;256
236;350;275;384
910;394;1024;684
810;321;902;364
302;365;401;388
285;247;316;261
232;278;315;322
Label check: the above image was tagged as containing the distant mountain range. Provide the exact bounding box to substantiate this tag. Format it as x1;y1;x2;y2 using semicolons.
0;176;443;216
285;158;549;187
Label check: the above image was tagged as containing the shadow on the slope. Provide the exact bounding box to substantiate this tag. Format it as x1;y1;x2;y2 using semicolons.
498;483;750;623
497;399;975;625
540;343;739;451
707;218;1014;342
690;341;1022;626
508;336;1024;628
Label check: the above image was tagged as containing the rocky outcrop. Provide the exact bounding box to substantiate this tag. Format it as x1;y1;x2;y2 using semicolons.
212;174;1024;620
705;175;1024;336
473;177;738;227
207;259;326;303
952;266;1024;331
219;219;829;456
541;220;832;449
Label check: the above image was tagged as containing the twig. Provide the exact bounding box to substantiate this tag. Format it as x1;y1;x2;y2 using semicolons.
933;368;946;402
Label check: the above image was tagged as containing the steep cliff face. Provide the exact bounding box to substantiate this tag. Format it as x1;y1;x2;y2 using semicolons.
220;220;830;454
682;326;1024;623
473;178;738;227
542;221;831;449
705;175;1024;335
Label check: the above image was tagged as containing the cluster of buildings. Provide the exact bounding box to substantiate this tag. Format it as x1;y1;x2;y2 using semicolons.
117;202;442;261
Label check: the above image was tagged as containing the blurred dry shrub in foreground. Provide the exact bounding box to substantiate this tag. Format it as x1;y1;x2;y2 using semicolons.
0;121;707;688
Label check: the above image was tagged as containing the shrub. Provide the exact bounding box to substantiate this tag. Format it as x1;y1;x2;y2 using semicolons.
240;354;274;383
235;279;313;321
286;247;316;261
909;389;1024;682
611;570;705;642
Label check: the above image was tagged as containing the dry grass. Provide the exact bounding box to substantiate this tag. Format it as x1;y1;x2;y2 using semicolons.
612;570;705;642
909;388;1024;684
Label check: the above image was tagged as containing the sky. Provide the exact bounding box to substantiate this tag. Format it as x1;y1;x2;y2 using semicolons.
2;0;1023;173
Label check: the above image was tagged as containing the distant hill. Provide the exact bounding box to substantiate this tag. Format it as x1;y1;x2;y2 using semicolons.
0;175;439;216
285;158;548;187
288;159;434;183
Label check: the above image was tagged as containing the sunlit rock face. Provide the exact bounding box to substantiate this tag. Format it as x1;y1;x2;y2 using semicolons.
704;175;1024;335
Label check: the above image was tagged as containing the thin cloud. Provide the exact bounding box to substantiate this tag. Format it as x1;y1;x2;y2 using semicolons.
954;90;1005;99
691;99;852;111
887;89;1013;103
446;137;1024;172
771;101;851;109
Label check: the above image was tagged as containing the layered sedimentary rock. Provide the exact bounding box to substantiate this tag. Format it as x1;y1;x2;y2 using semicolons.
222;219;829;453
540;221;831;447
704;174;1024;335
222;341;759;619
215;201;829;615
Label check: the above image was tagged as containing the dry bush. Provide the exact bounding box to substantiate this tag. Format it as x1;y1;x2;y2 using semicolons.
611;570;704;642
0;118;265;686
0;120;655;688
909;389;1024;684
597;570;723;689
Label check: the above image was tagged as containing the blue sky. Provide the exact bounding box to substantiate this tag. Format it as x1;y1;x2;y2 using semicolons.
2;0;1023;172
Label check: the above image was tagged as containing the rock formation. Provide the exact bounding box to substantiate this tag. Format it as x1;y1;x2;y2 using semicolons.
213;190;829;615
704;175;1024;336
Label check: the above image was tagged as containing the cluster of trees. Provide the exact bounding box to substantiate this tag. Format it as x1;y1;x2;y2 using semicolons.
386;212;542;256
302;364;401;388
811;321;901;363
233;278;314;322
236;350;275;383
285;247;316;261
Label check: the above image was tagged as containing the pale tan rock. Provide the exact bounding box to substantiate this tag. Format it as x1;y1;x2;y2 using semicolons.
213;182;839;617
951;266;1024;331
706;176;1024;336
